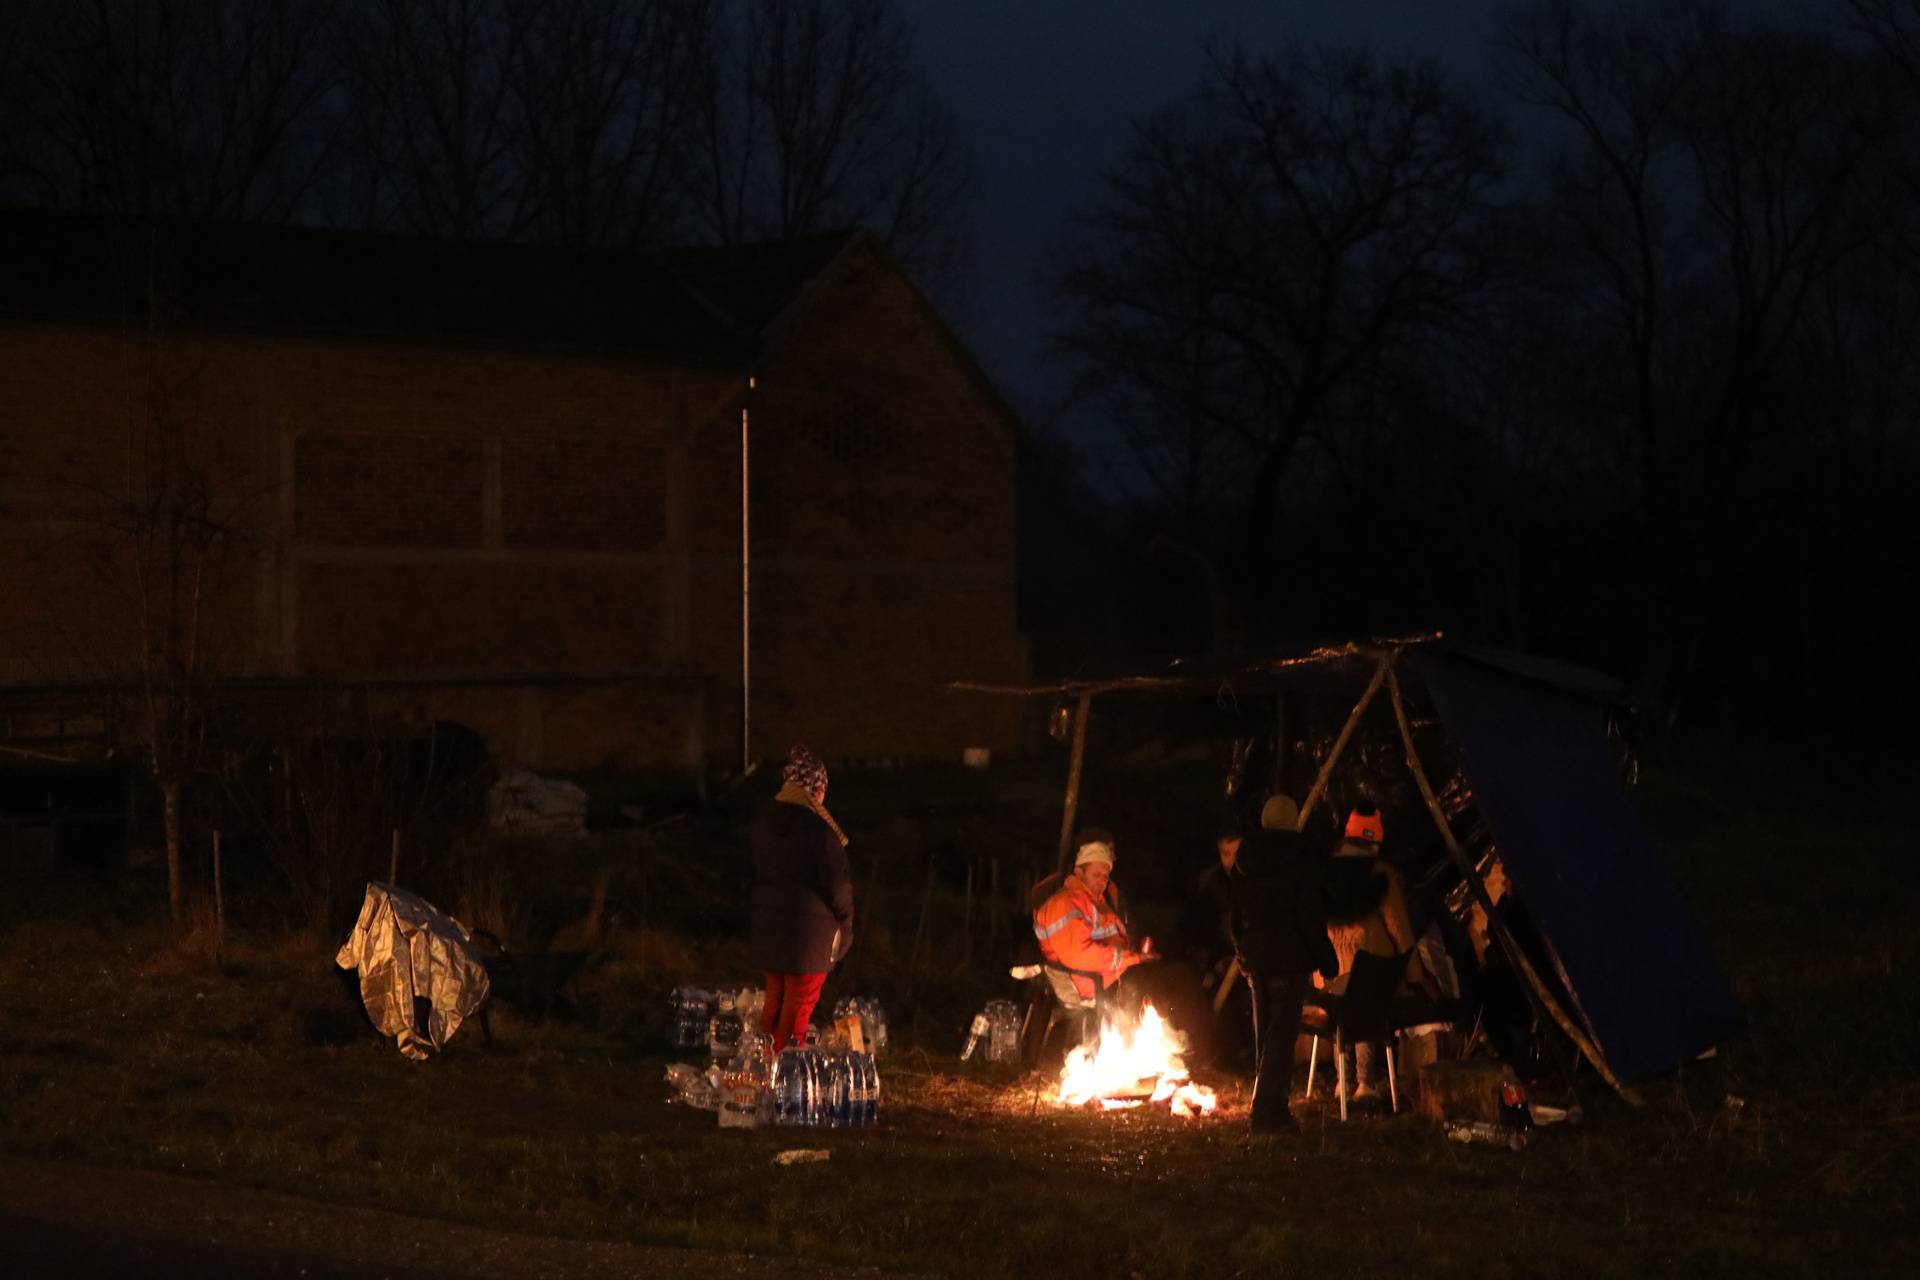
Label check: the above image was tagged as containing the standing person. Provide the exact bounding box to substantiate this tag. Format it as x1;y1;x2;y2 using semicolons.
1320;802;1424;1104
1189;811;1255;1068
1229;794;1336;1135
750;744;853;1050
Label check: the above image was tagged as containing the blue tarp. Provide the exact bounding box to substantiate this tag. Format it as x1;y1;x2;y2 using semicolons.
1416;650;1741;1081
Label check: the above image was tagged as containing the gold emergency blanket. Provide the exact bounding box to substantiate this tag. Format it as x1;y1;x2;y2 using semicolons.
335;882;491;1060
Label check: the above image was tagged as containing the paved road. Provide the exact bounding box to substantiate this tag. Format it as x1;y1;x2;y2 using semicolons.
0;1157;852;1279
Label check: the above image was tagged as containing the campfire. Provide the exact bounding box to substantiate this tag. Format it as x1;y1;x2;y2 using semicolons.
1054;1005;1218;1118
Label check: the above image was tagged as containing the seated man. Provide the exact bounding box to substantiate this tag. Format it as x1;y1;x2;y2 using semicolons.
1032;829;1152;1013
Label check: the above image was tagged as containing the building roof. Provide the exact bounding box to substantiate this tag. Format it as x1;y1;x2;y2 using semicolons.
660;230;862;333
0;207;863;366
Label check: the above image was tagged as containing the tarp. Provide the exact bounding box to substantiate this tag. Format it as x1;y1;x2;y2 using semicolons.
335;882;491;1060
1415;651;1741;1080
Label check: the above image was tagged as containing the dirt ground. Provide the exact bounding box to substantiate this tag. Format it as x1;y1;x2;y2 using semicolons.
0;1155;886;1279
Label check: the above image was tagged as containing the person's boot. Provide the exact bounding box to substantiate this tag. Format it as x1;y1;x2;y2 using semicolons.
1351;1042;1384;1108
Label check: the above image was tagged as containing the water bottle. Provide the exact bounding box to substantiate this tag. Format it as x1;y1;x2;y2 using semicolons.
732;1031;776;1126
823;1052;851;1127
708;994;743;1062
774;1046;811;1126
851;1051;879;1126
961;1011;990;1061
867;1000;889;1055
986;999;1020;1063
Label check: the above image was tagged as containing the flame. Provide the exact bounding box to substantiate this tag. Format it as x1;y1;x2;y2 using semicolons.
1055;1005;1218;1118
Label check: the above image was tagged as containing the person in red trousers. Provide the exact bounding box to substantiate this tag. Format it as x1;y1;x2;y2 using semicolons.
749;744;853;1049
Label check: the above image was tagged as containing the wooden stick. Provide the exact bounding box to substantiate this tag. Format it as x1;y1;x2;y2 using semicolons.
212;829;225;968
389;827;400;885
1212;958;1240;1014
962;861;975;967
1221;660;1390;1013
1298;658;1390;829
910;854;936;977
989;857;1001;962
1055;692;1093;875
1385;662;1643;1105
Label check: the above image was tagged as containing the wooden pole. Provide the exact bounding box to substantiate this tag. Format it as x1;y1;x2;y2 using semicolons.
962;861;975;966
1055;692;1093;876
988;857;1001;962
638;849;650;976
212;829;225;968
1216;661;1377;1011
1298;658;1389;830
1385;662;1643;1105
389;827;400;885
910;854;936;977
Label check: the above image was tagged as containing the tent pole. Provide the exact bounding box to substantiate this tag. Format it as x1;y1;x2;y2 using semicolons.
1385;662;1644;1106
1055;692;1094;876
1298;657;1390;829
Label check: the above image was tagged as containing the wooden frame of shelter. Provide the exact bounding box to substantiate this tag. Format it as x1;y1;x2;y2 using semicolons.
951;632;1648;1104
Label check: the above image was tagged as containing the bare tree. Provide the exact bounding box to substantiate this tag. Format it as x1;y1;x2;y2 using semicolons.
1497;0;1905;697
326;0;714;247
2;0;338;220
33;331;261;924
1051;44;1506;558
328;0;540;238
685;0;973;287
509;0;714;249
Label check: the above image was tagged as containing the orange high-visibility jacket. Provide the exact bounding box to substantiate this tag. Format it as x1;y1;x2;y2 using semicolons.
1033;872;1135;999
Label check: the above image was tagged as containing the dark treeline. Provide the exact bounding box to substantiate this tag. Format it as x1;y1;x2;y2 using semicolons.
1040;0;1920;728
0;0;971;289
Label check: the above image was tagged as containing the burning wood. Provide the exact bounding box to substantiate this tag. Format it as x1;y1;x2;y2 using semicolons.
1054;1005;1218;1118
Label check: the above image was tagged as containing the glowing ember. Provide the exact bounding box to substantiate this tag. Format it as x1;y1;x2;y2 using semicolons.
1055;1005;1219;1118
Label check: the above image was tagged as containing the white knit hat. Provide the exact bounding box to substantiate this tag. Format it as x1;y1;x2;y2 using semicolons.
1074;839;1115;869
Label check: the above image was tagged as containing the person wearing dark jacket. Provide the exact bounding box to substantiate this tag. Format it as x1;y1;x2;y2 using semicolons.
749;744;854;1050
1229;793;1336;1134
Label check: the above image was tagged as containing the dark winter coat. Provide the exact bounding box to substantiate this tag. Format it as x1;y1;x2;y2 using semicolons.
1229;829;1336;979
749;794;854;974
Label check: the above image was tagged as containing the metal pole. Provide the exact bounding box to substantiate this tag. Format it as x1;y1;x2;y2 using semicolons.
741;376;753;773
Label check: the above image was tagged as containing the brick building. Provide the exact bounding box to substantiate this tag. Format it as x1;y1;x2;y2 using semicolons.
0;209;1025;775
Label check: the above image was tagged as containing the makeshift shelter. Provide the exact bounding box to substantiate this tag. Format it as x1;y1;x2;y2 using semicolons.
952;633;1741;1099
336;882;492;1060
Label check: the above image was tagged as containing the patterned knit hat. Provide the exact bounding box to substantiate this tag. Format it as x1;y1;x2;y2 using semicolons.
783;743;828;795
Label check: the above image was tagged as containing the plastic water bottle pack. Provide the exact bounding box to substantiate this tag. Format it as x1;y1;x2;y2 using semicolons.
707;994;744;1062
985;999;1020;1063
773;1046;881;1128
831;996;889;1055
669;987;715;1051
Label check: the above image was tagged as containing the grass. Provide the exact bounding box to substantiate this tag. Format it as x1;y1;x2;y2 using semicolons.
1;742;1916;1278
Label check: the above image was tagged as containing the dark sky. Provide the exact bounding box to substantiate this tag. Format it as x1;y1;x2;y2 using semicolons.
899;1;1508;424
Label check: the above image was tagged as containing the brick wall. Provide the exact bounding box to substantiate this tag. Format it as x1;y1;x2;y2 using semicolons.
2;241;1025;772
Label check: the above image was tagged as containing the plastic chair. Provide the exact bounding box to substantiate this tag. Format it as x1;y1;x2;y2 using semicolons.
1304;950;1410;1120
1014;962;1104;1066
